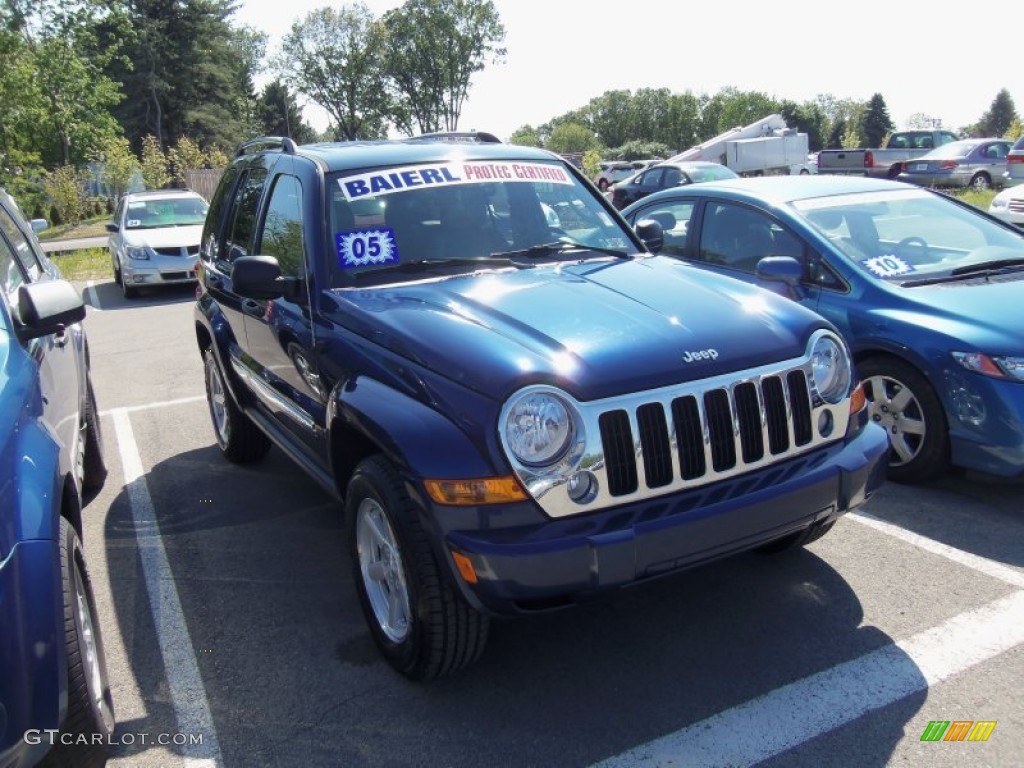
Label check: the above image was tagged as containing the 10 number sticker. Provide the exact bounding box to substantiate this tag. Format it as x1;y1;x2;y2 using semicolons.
864;255;913;278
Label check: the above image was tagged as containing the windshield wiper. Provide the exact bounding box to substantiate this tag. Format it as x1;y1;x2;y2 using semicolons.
949;258;1024;276
352;256;522;280
492;240;632;260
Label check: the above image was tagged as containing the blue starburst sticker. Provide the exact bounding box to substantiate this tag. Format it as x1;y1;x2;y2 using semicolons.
336;228;398;269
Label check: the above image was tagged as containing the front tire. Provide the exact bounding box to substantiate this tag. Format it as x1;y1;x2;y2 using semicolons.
969;172;992;190
203;347;271;464
40;519;115;768
347;456;489;680
79;378;107;499
859;356;948;483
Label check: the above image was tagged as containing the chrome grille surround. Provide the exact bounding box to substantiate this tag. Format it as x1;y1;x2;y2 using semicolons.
499;329;853;519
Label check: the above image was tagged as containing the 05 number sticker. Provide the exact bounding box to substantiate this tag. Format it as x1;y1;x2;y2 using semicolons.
336;228;399;268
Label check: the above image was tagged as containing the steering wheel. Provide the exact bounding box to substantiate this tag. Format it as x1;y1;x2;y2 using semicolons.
894;236;930;262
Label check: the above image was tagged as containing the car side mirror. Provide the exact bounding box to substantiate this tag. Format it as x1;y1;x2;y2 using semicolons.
232;255;302;301
16;279;86;340
755;256;803;286
635;219;664;253
105;223;119;233
30;218;48;233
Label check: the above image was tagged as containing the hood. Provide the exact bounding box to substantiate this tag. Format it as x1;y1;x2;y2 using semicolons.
324;257;826;401
895;276;1024;353
120;224;203;249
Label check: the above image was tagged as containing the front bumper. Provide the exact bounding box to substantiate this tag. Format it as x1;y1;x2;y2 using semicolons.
944;370;1024;477
0;540;64;768
122;256;198;287
438;422;889;616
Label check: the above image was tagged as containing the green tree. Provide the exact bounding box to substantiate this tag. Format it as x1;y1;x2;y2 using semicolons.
978;89;1017;137
167;135;205;184
93;135;139;205
275;4;391;140
257;79;316;143
382;0;506;133
140;134;170;189
41;164;87;224
507;125;543;147
545;122;598;154
860;93;894;148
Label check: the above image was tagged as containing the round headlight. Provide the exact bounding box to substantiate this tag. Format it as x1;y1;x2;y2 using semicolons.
811;335;851;404
504;392;572;466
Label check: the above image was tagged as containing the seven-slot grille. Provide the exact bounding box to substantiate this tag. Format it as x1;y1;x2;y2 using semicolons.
598;371;813;497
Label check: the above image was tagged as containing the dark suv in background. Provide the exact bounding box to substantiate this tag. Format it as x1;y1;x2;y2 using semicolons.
0;190;114;767
194;133;888;680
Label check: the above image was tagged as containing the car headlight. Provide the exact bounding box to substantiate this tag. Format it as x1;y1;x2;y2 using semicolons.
126;245;151;260
810;334;851;404
989;197;1007;210
503;390;573;466
952;351;1024;382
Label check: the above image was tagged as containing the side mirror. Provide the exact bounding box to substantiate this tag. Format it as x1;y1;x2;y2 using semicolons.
105;223;119;233
634;219;664;254
16;279;86;340
232;255;301;301
755;256;803;286
30;218;48;233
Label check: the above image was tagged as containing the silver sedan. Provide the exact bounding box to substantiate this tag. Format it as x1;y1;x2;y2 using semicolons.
897;138;1012;190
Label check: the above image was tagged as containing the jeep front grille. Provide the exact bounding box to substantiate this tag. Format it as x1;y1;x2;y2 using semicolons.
500;331;853;519
598;373;812;497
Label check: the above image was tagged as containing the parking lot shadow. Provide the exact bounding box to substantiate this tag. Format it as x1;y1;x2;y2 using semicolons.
85;280;197;311
100;443;928;767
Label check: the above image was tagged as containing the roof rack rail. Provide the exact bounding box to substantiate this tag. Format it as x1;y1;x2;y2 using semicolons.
407;131;502;145
234;136;298;157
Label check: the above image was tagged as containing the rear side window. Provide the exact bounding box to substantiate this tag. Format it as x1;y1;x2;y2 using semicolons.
223;169;268;263
202;164;242;261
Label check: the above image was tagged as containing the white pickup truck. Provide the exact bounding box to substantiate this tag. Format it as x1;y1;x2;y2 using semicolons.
816;130;960;178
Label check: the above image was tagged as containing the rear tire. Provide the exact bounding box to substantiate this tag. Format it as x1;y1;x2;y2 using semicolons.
969;172;992;190
39;519;115;768
347;456;489;680
203;347;271;464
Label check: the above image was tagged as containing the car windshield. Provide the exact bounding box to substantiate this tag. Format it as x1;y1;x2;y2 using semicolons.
794;187;1024;281
124;197;208;229
325;160;636;286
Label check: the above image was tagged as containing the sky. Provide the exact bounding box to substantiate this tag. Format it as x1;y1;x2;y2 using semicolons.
233;0;1018;144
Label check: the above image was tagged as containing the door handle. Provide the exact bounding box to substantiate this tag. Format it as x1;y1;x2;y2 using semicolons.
242;299;264;317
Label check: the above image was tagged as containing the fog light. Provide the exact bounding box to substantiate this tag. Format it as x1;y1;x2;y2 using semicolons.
566;471;597;504
817;409;834;437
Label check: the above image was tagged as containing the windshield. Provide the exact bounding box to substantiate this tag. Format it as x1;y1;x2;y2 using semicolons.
922;140;977;160
326;159;636;286
124;197;209;229
688;165;739;182
794;187;1024;281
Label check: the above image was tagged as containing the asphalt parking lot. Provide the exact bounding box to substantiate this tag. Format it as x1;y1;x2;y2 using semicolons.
77;278;1023;768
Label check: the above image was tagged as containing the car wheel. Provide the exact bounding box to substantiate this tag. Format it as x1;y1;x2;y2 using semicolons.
121;277;138;299
756;520;835;553
969;172;992;190
79;378;107;499
39;518;115;768
347;455;489;680
112;260;121;286
203;347;271;464
859;356;949;483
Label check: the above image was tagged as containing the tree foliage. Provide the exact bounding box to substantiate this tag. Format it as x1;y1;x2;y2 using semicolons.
382;0;506;133
978;89;1017;137
507;125;543;147
41;164;87;224
92;135;139;205
257;79;316;143
545;123;598;154
860;93;894;148
275;4;391;140
140;134;170;189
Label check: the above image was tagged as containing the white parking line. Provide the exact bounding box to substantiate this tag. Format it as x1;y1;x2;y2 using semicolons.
850;510;1024;588
100;395;206;417
592;590;1024;767
112;408;222;767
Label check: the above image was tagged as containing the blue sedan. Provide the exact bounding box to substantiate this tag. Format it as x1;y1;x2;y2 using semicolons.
621;176;1024;482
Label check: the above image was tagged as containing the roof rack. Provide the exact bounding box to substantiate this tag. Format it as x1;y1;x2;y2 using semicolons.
406;131;502;145
234;136;299;157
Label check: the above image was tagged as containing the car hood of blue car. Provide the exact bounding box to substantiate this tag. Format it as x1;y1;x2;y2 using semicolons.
324;256;828;401
888;275;1024;353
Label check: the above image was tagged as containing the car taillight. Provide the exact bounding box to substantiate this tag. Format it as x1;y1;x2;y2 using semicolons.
1008;155;1024;165
864;151;874;168
940;160;958;170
